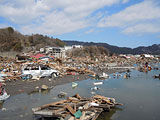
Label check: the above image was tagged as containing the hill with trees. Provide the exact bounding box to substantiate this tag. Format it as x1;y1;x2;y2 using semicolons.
1;27;159;55
0;27;66;52
64;40;160;55
67;46;110;57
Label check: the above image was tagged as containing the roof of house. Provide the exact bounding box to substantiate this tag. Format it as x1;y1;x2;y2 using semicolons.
31;53;46;59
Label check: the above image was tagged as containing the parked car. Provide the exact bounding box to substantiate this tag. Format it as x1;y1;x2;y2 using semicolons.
22;64;59;78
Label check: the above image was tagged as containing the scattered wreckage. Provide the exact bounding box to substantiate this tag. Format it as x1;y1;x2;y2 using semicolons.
32;94;122;120
0;91;10;101
153;74;160;79
0;83;10;101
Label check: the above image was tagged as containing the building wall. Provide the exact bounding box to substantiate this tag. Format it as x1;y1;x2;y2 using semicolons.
43;47;66;58
42;45;83;58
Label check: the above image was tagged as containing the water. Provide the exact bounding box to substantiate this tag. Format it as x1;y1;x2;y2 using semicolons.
0;68;160;120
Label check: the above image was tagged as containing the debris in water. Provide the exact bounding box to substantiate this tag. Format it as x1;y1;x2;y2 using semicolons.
32;94;122;120
93;82;103;85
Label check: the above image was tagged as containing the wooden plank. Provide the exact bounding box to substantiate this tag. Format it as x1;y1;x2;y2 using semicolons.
34;109;66;118
83;112;95;120
34;110;53;116
32;100;67;112
65;104;76;115
91;108;103;120
79;102;89;120
67;97;79;101
74;103;76;112
53;108;66;114
73;93;82;99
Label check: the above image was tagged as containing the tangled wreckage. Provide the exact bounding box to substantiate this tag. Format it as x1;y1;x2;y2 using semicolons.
32;94;122;120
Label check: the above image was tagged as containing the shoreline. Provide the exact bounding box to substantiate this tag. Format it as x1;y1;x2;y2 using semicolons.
5;68;129;96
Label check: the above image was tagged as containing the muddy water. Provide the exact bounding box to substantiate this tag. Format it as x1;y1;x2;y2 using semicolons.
0;68;160;120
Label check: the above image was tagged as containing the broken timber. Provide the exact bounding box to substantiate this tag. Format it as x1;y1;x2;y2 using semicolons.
32;94;122;120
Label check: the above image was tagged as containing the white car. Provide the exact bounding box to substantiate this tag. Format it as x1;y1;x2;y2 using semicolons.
22;64;59;78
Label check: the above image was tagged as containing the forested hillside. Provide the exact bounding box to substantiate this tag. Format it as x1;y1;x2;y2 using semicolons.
0;27;65;52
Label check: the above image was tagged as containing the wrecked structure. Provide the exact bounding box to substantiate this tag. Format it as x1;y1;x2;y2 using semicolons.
0;52;159;83
32;94;122;120
40;46;66;58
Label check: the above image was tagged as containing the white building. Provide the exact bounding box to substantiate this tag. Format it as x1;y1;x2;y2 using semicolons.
64;45;83;51
142;54;154;58
64;46;72;51
41;45;83;58
72;45;83;49
42;46;66;58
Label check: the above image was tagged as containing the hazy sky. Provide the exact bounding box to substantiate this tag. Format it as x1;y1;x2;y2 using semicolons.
0;0;160;48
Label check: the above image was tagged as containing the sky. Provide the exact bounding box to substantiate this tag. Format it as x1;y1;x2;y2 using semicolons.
0;0;160;48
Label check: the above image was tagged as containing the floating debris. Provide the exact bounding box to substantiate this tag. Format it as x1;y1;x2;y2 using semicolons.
41;85;49;90
153;74;160;79
91;86;99;91
57;91;67;98
93;82;103;85
1;107;7;111
72;82;78;88
32;94;122;120
0;83;10;101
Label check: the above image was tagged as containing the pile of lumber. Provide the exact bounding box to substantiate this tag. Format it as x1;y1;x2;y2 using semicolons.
32;94;122;120
0;59;22;82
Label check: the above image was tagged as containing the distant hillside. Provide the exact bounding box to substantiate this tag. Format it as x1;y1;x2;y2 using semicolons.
67;46;110;57
1;27;159;55
64;40;160;55
0;27;65;52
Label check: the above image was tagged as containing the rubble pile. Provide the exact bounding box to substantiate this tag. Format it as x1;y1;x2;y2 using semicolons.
32;94;122;120
0;53;159;84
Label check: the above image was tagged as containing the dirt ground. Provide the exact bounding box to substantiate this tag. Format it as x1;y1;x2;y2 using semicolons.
5;68;128;96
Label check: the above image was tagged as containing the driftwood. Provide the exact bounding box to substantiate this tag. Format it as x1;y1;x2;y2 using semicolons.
32;99;67;112
32;94;122;120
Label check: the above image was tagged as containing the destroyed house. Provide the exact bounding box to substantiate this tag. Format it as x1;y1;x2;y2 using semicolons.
44;46;66;58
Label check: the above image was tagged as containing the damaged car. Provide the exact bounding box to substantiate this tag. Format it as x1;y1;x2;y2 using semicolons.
21;64;59;78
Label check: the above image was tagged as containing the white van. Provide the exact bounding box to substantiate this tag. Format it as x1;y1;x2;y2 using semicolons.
22;64;59;78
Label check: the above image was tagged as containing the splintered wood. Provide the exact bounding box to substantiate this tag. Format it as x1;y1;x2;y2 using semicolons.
32;94;122;120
